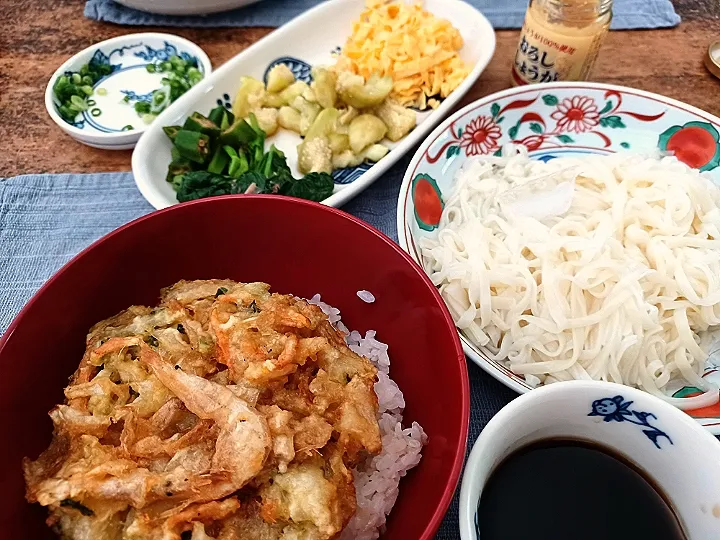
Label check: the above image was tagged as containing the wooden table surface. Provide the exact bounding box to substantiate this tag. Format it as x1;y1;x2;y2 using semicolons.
1;0;718;177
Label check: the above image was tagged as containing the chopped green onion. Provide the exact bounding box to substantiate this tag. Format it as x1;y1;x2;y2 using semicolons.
70;95;88;111
121;124;134;131
215;287;228;297
123;55;204;120
134;101;151;114
123;95;131;103
91;108;102;117
97;88;108;96
53;61;112;126
86;99;96;106
152;91;166;106
187;68;202;85
58;105;77;121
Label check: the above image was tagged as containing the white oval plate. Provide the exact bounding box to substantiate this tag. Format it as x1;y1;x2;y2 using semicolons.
46;33;211;150
397;82;720;433
132;0;496;209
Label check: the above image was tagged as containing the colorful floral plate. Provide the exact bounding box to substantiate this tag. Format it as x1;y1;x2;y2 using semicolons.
396;82;720;433
132;0;495;209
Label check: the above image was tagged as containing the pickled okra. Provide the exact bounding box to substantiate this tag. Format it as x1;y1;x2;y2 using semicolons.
167;157;193;181
207;105;226;126
174;130;211;163
182;112;220;138
220;118;258;147
163;125;182;141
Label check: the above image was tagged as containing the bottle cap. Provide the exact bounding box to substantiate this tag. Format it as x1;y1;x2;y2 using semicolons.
704;41;720;80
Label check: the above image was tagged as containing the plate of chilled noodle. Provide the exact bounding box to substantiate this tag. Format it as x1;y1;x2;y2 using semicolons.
398;81;720;433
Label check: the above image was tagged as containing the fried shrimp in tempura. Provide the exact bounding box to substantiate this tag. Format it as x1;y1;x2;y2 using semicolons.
23;280;381;540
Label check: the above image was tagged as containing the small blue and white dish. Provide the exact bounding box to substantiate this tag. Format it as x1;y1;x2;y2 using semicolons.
459;380;720;539
45;33;211;150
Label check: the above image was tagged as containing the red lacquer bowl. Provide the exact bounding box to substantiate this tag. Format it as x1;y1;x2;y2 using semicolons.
0;196;469;539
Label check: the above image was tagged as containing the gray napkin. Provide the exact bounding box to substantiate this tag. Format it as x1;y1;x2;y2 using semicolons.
84;0;681;30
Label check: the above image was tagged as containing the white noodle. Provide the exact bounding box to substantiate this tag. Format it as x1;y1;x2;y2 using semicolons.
420;146;720;404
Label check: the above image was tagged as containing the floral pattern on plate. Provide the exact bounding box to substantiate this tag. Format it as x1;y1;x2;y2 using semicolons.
56;40;205;134
397;82;720;433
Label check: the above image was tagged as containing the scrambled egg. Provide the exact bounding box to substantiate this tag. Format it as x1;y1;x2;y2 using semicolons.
336;0;470;109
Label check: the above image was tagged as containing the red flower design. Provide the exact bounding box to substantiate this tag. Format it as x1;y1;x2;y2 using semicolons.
517;134;546;151
551;96;600;133
459;116;501;156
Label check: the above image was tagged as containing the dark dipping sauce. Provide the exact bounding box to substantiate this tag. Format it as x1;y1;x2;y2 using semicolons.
477;439;687;540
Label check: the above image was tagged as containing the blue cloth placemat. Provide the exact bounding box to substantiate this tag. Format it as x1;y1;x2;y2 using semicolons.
85;0;681;31
0;159;515;538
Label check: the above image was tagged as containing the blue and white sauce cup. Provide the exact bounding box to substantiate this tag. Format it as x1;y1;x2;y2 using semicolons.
459;380;720;539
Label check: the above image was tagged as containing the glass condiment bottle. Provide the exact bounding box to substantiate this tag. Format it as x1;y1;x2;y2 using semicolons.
511;0;613;86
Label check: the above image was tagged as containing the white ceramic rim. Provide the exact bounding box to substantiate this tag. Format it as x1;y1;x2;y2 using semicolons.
131;0;497;210
113;0;263;16
397;81;720;400
458;379;720;540
44;33;213;142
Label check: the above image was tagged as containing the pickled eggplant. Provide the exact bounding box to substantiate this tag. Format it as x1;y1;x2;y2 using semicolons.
266;63;296;93
232;76;266;118
311;68;337;109
348;114;387;153
337;73;393;109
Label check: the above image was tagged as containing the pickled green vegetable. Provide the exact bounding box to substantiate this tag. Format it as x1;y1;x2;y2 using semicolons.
182;112;220;138
174;130;211;163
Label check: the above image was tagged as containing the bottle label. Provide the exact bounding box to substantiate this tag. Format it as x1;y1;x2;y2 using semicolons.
511;14;607;85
